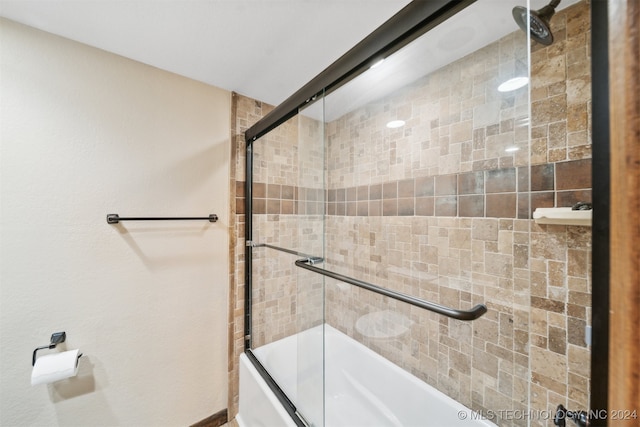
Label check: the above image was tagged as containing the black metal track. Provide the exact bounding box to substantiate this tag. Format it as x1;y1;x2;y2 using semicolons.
244;144;253;351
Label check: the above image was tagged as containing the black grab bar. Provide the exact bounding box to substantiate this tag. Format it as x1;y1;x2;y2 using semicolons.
295;258;487;321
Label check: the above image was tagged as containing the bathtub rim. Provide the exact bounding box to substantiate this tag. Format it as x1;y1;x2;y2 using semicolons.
243;349;307;427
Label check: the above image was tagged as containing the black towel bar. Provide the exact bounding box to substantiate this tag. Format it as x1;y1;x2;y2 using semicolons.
107;214;218;224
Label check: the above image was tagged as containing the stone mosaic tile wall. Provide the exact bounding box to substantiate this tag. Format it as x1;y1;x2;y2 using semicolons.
526;3;595;399
323;217;591;426
228;1;592;424
530;0;592;166
250;112;325;347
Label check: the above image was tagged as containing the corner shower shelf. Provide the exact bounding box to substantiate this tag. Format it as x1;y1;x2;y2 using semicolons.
533;207;592;226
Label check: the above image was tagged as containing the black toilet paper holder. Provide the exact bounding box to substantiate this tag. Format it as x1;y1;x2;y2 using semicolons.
32;332;82;366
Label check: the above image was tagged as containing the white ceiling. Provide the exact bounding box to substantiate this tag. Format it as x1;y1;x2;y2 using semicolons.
0;0;412;107
0;0;580;110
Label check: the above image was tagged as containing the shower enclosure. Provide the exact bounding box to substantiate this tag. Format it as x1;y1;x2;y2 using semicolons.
240;0;598;425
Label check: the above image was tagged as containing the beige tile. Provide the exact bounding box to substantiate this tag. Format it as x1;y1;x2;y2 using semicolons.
532;54;566;88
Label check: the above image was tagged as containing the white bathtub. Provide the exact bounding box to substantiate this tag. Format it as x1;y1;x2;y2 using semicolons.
237;324;496;427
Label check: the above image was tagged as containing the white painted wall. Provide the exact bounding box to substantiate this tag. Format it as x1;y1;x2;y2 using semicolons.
0;18;230;426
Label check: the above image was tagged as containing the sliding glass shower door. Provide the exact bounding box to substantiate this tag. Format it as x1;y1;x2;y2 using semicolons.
245;1;595;425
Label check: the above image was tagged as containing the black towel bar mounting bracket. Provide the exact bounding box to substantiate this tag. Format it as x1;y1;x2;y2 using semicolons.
107;214;218;224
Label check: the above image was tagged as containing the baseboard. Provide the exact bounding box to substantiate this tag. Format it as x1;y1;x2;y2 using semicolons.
191;408;228;427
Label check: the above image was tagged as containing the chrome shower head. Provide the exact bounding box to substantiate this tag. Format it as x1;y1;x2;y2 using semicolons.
512;0;561;46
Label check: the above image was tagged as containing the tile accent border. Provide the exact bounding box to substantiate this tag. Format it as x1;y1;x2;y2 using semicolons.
241;158;592;219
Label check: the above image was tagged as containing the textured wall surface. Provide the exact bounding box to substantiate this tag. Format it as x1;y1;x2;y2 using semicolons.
0;19;231;426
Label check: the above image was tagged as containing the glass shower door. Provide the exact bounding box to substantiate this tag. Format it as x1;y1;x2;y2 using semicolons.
246;0;595;425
